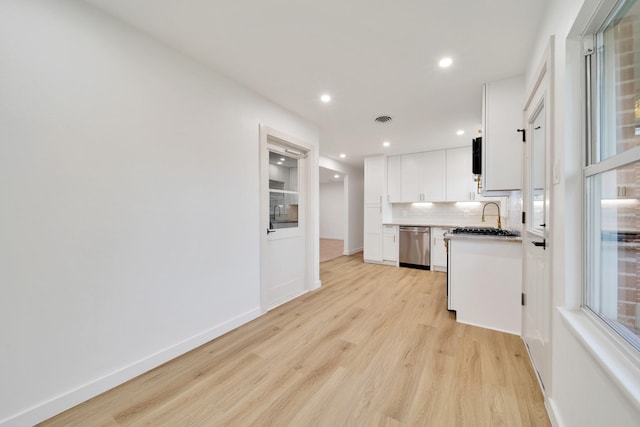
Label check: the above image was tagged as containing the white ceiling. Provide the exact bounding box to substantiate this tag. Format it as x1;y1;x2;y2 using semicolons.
84;0;548;166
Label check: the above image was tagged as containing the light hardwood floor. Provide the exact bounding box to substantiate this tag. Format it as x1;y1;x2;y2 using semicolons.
320;238;344;262
40;254;550;426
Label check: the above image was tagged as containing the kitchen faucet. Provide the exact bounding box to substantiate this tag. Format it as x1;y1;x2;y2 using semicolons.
273;204;282;220
482;202;502;229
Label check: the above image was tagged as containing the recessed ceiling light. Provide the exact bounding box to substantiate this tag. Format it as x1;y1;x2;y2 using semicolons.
320;94;331;103
456;129;465;135
383;141;391;147
334;174;340;179
339;153;346;158
276;161;282;165
280;157;285;161
439;57;453;68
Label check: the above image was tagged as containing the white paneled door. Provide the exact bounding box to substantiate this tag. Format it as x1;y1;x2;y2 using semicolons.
522;44;553;394
260;126;310;311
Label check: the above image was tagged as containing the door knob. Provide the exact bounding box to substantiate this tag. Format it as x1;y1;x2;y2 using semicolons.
267;228;276;235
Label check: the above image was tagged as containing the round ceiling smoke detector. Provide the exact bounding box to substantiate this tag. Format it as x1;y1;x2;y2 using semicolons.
374;115;392;123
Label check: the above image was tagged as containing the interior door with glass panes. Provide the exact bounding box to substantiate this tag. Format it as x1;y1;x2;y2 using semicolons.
261;135;307;311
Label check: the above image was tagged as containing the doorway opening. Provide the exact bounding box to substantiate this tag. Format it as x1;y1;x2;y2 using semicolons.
319;166;345;262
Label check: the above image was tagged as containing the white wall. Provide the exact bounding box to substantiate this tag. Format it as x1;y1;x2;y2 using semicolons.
527;0;640;425
0;1;318;425
319;157;364;254
320;182;344;239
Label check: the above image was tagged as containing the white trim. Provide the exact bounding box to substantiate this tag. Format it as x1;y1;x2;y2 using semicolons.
0;308;261;427
344;247;363;255
558;307;640;412
269;189;299;196
577;0;620;36
584;145;640;176
546;397;564;427
521;35;555;397
320;234;344;240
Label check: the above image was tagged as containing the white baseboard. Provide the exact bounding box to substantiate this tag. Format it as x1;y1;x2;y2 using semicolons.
313;280;322;290
1;308;262;427
546;397;562;427
319;235;343;240
344;247;363;255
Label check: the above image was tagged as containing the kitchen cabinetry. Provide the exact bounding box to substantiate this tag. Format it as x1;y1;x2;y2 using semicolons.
431;227;449;271
364;204;383;262
364;155;391;264
365;154;386;204
401;150;445;202
447;236;522;334
386;155;402;203
482;75;524;191
446;147;474;201
382;225;398;263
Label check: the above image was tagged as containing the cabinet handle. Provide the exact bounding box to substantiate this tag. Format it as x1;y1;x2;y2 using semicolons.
532;239;546;249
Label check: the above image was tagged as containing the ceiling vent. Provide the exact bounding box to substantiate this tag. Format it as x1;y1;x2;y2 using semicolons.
374;115;392;123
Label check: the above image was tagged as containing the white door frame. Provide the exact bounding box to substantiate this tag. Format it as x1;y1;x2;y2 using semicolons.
522;36;554;395
259;124;318;313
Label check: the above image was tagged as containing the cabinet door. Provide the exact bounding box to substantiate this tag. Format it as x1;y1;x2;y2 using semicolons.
382;225;397;262
401;153;422;202
364;156;386;204
386;155;402;203
446;146;474;201
483;76;524;191
363;204;382;262
421;150;446;201
431;227;448;268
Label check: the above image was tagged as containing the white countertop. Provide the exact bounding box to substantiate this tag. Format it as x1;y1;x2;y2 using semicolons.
383;221;474;228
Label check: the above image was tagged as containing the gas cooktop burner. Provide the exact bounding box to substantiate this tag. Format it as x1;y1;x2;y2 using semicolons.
451;226;519;237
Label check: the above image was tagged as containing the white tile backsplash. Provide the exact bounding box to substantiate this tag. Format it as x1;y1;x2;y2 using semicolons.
390;192;522;231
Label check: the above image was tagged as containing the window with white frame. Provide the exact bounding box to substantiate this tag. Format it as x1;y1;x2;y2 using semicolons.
586;0;640;351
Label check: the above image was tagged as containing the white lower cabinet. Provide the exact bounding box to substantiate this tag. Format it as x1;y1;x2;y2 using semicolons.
382;225;398;263
431;227;449;271
363;204;383;262
448;237;522;334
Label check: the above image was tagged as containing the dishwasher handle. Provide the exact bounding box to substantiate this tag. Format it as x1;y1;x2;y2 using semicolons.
399;226;431;233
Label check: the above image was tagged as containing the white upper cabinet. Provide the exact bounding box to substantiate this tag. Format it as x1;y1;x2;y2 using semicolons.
386;155;402;203
421;150;446;201
401;151;445;202
401;153;423;202
482;76;524;191
364;155;386;204
446;146;474;201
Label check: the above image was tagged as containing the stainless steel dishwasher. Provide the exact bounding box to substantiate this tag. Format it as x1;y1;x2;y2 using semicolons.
399;226;431;270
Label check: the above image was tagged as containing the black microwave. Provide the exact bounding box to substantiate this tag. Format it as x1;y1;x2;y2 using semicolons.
472;137;482;175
